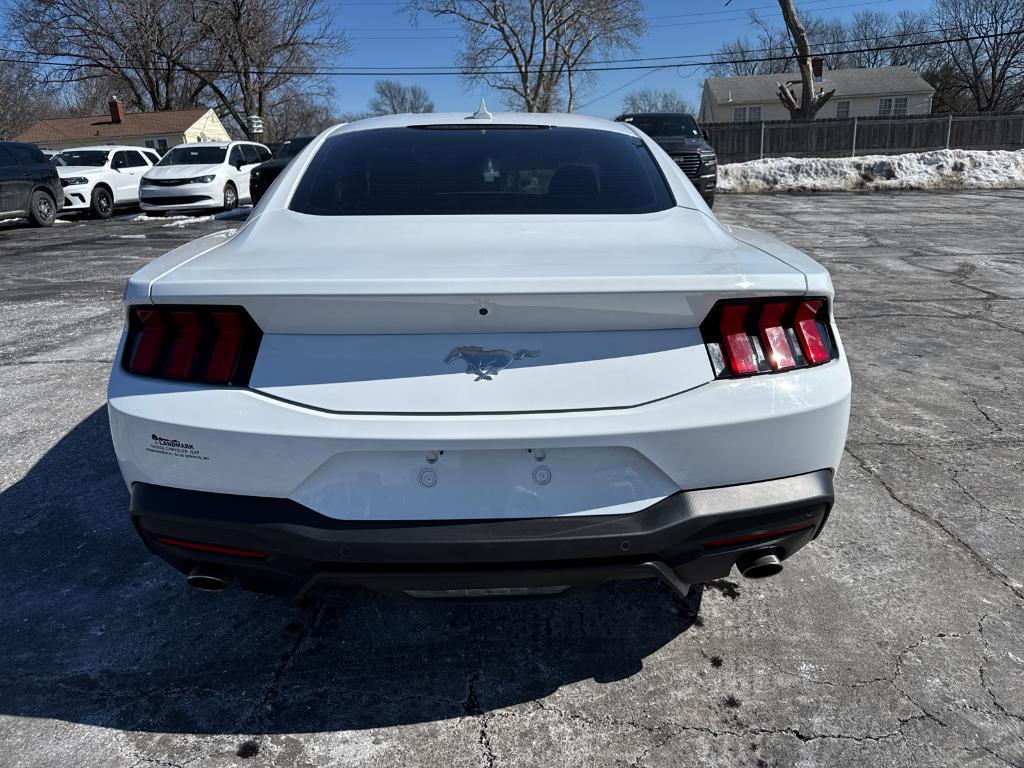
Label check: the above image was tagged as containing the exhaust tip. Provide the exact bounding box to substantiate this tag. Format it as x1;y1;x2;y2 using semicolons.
186;565;233;591
737;552;783;579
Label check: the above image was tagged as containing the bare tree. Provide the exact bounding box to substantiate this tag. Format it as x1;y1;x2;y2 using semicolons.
10;0;209;112
0;59;62;139
7;0;348;138
368;80;435;114
621;88;695;114
407;0;644;112
931;0;1024;112
707;8;937;86
265;84;337;139
774;0;835;120
181;0;349;137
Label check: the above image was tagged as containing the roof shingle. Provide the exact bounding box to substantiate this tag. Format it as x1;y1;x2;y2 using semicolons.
704;66;934;104
15;107;212;144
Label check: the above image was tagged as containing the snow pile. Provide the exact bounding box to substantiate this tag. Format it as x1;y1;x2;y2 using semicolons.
718;149;1024;193
162;215;215;228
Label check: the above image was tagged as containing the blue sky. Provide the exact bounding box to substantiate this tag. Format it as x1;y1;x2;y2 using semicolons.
333;0;933;119
0;0;932;118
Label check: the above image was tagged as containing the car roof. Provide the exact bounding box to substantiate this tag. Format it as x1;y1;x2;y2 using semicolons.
616;112;697;120
326;111;636;137
55;145;150;152
164;141;266;149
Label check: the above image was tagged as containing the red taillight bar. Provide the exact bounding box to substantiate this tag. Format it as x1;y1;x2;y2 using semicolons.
155;536;266;559
700;297;837;378
122;305;262;386
703;522;815;549
719;304;758;375
127;309;166;375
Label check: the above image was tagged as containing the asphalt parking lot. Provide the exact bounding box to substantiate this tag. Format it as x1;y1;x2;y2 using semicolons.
1;192;1022;768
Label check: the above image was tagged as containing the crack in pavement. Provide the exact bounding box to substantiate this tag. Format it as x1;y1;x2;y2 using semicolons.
240;598;330;735
844;447;1024;601
461;608;496;768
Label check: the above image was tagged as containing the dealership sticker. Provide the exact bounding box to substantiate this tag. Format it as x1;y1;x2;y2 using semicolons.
146;434;210;461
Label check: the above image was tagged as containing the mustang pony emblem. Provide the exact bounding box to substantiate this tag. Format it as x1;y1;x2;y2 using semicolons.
445;346;541;380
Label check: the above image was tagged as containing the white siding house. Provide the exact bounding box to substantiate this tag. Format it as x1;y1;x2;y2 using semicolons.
699;66;935;124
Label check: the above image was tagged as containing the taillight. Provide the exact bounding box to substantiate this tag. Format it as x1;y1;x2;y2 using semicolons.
122;305;262;385
700;297;837;378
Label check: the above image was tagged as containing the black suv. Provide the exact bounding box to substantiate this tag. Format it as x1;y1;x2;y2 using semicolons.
249;135;315;205
0;141;63;226
615;113;717;208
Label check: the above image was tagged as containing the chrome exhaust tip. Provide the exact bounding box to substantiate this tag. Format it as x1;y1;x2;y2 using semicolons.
737;552;783;579
186;565;233;591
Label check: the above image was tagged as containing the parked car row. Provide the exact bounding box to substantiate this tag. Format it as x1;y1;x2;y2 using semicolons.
0;139;290;225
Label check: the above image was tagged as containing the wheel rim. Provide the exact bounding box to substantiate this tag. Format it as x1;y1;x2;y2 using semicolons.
97;193;111;214
226;187;236;208
37;197;53;219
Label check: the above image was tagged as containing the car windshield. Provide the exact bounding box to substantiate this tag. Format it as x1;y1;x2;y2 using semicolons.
274;137;313;159
53;150;108;167
620;115;702;139
290;126;673;216
158;146;226;165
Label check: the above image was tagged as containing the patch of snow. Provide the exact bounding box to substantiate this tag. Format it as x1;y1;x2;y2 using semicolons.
52;218;71;224
0;218;26;225
718;149;1024;194
116;234;147;239
117;213;193;222
162;215;215;228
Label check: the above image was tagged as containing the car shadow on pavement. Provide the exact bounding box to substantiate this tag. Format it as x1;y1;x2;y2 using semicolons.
0;407;700;734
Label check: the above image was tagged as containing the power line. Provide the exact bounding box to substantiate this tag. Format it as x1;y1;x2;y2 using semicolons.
1;24;1020;78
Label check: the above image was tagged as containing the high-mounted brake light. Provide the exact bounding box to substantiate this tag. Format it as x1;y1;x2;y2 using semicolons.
123;305;262;385
700;297;837;378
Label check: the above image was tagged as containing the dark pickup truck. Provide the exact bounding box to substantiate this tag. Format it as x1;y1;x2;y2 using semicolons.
615;112;717;208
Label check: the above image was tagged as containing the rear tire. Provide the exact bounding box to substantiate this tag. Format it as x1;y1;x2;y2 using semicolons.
703;193;715;209
223;183;238;212
90;187;113;219
28;190;56;227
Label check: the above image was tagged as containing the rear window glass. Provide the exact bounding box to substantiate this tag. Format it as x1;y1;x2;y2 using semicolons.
289;126;673;216
620;115;701;139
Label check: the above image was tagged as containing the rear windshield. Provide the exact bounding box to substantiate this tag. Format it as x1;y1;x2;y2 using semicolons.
289;126;673;216
158;146;226;165
274;136;313;159
54;150;108;167
620;115;701;139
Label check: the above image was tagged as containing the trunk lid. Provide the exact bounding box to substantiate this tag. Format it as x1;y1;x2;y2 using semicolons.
148;207;806;413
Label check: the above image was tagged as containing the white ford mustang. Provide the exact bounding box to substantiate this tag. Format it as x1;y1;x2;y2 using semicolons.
107;110;851;601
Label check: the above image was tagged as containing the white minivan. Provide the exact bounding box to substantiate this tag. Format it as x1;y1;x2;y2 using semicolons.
54;146;161;218
139;141;271;213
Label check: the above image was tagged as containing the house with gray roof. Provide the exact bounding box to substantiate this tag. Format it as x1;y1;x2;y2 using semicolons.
699;65;935;123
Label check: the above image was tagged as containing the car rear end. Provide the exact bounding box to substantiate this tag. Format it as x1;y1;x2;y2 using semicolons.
108;116;849;600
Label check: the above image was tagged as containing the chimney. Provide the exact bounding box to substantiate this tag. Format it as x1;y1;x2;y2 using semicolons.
108;97;126;124
811;57;824;83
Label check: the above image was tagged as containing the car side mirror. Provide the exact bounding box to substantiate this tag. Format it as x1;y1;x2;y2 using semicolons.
235;160;244;170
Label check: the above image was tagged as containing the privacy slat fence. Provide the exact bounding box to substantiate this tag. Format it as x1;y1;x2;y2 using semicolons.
704;113;1024;164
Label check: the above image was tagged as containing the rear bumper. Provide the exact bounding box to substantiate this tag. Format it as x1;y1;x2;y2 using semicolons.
132;469;833;598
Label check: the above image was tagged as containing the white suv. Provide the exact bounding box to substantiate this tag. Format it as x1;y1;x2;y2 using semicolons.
139;141;271;213
54;146;161;218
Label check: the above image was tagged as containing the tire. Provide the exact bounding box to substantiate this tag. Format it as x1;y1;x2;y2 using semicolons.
703;193;715;209
223;183;238;212
28;190;56;227
90;187;113;219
